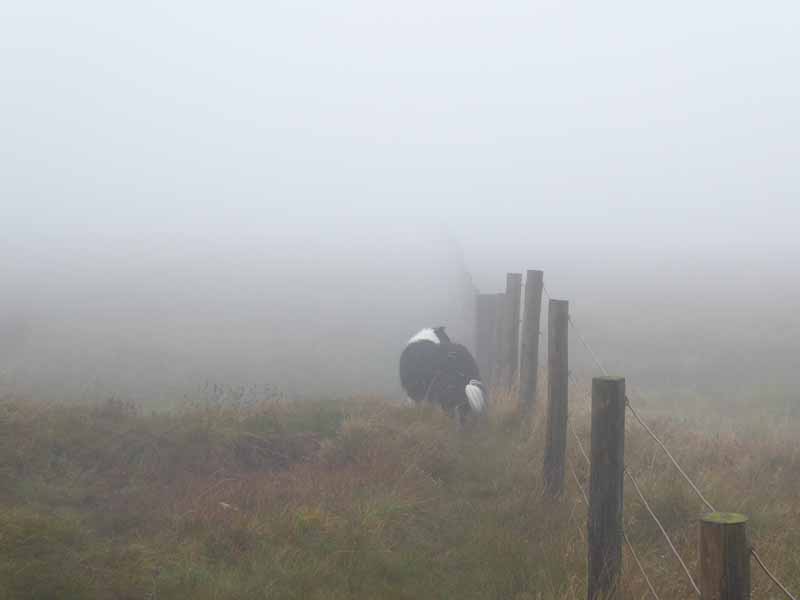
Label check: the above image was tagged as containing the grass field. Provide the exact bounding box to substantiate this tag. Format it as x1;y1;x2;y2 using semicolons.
0;387;798;599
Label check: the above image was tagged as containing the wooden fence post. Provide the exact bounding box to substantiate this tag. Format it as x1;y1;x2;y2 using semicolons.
700;513;750;600
544;299;568;496
500;273;522;389
519;269;544;411
475;293;502;386
490;291;505;389
588;376;626;600
458;270;477;354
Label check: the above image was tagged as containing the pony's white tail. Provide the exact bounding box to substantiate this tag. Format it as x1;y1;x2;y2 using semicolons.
465;380;487;413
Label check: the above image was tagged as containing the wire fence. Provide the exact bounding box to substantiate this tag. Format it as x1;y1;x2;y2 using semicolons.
625;466;701;596
568;416;661;599
564;303;798;600
487;276;796;597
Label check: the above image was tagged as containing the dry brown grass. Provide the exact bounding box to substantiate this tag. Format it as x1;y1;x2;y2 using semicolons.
0;387;798;599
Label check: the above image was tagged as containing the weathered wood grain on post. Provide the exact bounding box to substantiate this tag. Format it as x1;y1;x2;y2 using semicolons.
544;299;568;496
500;273;522;389
700;513;750;600
519;269;544;410
475;293;502;386
588;376;625;600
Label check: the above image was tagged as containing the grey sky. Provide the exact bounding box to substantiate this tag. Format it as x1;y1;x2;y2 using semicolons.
4;1;799;250
2;2;799;402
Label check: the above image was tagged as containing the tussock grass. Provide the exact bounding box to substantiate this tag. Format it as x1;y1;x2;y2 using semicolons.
0;391;798;599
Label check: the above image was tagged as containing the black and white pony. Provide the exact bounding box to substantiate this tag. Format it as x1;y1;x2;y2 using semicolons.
399;326;487;418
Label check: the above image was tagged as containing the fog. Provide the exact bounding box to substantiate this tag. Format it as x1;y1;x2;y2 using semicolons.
2;1;799;408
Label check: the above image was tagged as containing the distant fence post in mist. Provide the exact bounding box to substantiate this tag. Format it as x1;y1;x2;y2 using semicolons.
490;291;505;388
519;269;543;411
499;273;522;389
588;376;625;600
544;299;568;496
475;293;503;386
459;270;478;354
699;513;750;600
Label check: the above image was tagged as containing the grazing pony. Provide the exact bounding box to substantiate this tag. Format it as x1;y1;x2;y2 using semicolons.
398;326;487;418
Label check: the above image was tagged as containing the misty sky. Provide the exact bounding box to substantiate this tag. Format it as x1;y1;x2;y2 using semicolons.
2;2;800;403
3;1;799;255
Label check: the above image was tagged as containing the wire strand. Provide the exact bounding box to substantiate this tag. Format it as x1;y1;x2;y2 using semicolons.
567;307;715;512
568;415;591;467
625;398;716;513
567;371;592;464
752;548;799;600
568;455;589;505
623;528;661;600
568;315;609;376
566;456;589;545
628;389;797;598
568;454;660;599
625;467;701;597
559;290;798;600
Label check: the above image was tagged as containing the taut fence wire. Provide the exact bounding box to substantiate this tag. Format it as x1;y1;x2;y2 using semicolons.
565;305;798;600
625;466;701;596
568;417;661;599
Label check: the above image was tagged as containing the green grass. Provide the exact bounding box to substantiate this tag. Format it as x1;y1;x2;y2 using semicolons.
0;389;798;599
